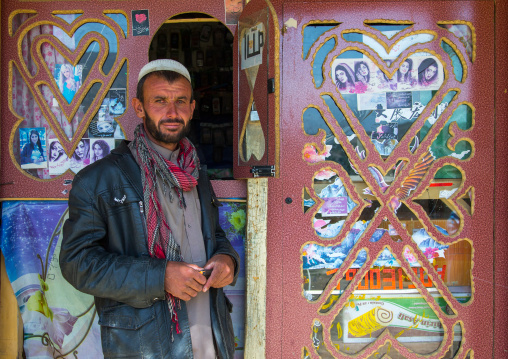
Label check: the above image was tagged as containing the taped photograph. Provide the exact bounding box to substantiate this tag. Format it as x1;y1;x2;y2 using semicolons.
20;127;47;170
54;63;83;104
48;139;69;175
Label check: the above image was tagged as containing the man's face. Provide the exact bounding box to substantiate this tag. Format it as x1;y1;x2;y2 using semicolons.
132;75;195;150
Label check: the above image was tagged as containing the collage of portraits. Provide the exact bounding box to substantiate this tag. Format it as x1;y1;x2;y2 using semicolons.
330;54;444;157
19;79;127;175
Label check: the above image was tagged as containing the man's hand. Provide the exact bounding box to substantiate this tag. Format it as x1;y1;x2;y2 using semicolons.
202;254;235;292
164;261;207;301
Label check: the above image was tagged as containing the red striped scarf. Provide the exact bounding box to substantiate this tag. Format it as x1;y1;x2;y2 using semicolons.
129;124;200;337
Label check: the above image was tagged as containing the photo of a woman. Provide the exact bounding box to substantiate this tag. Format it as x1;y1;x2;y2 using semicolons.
397;58;416;88
20;128;47;169
354;61;370;85
418;58;439;87
49;140;66;163
334;63;356;92
91;140;111;163
57;63;82;103
69;139;90;173
48;139;69;175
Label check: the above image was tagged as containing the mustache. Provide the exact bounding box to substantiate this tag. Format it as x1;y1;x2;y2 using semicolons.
158;118;185;125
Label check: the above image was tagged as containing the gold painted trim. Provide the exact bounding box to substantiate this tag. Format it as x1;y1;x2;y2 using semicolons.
103;10;130;39
327;245;450;358
437;20;477;63
457;185;474;216
217;198;247;202
165;18;220;24
444;101;475;158
51;10;84;15
440;37;468;84
8;9;38;37
301;20;340;60
8;54;127;181
341;29;436;56
316;93;371;163
407;88;461;154
403;245;458;317
363;20;415;40
311;34;338;90
238;93;255;162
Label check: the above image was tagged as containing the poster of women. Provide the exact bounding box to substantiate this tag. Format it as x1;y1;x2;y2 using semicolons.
19;127;48;170
90;138;114;163
54;63;83;103
48;139;69;175
69;138;90;173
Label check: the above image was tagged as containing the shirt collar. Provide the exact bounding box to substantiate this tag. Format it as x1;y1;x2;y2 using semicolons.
147;139;180;163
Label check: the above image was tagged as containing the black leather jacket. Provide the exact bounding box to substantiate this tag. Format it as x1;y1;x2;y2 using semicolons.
60;141;240;358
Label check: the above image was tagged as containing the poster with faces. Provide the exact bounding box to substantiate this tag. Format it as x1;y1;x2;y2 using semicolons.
19;127;48;170
90;138;114;163
108;88;126;116
331;55;443;95
69;138;90;174
48;139;69;175
88;96;125;139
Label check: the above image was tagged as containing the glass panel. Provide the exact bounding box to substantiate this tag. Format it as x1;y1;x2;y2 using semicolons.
363;23;413;39
343;32;434;59
11;12;37;35
412;232;473;305
438;23;474;62
413;164;463;235
302;103;364;174
430;103;473;160
303;23;339;59
302;227;365;302
105;12;128;38
331;248;452;356
53;13;82;24
312;171;357;239
311;320;335;358
313;38;336;88
329;49;444;158
303;187;316;214
441;40;464;82
457;187;474;215
11;17;125;177
318;249;368;314
415;90;458;144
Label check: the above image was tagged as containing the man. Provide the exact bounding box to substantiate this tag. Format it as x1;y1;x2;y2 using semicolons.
60;59;239;359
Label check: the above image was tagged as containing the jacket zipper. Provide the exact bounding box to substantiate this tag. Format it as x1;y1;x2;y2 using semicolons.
139;201;148;239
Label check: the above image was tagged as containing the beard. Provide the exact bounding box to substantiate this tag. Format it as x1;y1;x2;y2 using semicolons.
144;111;190;145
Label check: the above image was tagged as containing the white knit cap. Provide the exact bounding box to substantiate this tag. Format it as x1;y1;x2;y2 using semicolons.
137;59;191;84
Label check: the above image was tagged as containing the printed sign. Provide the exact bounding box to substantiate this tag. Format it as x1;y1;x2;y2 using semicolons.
132;10;149;36
241;23;265;70
48;139;69;175
321;197;348;217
